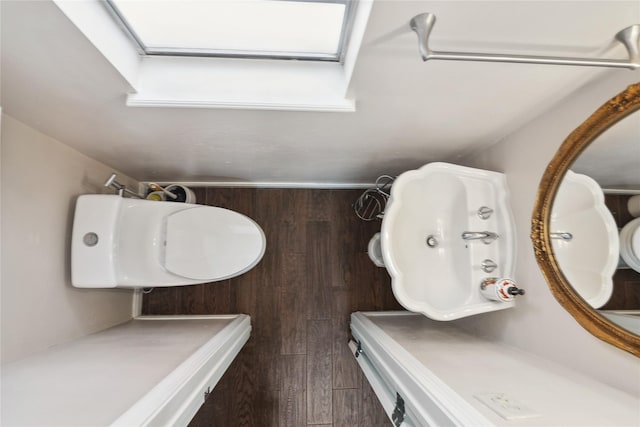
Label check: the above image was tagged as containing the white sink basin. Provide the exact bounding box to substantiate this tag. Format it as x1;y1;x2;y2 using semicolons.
551;170;619;308
381;162;517;321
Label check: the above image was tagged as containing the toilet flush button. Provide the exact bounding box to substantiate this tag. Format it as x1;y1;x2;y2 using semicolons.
83;232;99;247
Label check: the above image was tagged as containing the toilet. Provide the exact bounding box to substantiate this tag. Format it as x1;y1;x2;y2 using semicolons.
620;217;640;274
367;232;385;267
71;195;266;288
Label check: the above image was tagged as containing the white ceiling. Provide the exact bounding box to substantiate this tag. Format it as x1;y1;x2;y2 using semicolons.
2;1;639;184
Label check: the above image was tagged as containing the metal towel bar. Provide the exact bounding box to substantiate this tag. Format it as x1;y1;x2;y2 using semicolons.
410;13;640;70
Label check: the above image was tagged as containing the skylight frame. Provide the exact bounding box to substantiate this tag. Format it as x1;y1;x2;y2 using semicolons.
104;0;357;62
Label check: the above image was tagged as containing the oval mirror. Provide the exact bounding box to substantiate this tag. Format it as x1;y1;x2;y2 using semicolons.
532;82;640;357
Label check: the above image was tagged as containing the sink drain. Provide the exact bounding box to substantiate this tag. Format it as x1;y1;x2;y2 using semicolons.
426;235;438;248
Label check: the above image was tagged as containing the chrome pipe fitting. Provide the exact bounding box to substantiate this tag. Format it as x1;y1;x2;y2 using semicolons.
104;173;143;198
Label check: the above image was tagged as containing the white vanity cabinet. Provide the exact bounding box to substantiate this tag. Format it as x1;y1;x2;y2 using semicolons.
2;315;250;426
350;312;494;426
350;311;640;427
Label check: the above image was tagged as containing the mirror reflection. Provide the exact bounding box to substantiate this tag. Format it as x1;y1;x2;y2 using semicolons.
552;110;640;335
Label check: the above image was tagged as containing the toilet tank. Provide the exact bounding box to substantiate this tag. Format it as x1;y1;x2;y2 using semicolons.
71;195;121;288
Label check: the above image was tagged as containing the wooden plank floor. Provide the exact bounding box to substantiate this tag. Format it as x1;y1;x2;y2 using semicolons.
142;188;403;426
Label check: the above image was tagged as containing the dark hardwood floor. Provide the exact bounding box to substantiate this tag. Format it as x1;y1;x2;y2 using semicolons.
602;194;640;310
142;188;402;426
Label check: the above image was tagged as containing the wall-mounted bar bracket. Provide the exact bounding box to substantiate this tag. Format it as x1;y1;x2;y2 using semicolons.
392;393;406;426
409;13;640;70
348;338;364;358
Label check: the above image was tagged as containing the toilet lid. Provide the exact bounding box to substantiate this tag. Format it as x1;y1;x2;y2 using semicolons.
164;207;266;280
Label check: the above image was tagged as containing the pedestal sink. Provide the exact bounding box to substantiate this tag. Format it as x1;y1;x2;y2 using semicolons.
380;163;517;321
551;170;619;308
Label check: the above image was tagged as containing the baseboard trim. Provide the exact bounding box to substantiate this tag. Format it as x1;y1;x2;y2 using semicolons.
144;181;375;189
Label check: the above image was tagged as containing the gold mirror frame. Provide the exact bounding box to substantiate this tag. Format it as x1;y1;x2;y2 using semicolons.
532;82;640;357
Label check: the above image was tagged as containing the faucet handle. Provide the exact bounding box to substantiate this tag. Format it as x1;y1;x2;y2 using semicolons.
477;206;493;219
481;259;498;273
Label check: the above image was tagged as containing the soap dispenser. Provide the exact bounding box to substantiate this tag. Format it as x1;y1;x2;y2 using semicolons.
480;277;525;302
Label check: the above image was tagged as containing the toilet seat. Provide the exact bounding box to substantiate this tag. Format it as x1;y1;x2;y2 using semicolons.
164;207;266;280
620;217;640;273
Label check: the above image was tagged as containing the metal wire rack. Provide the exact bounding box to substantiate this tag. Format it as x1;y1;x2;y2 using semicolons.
353;175;395;221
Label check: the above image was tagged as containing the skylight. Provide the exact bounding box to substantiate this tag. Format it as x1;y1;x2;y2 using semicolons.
106;0;354;61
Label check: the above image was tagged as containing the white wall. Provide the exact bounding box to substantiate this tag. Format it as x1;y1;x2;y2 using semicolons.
1;114;137;363
457;70;640;395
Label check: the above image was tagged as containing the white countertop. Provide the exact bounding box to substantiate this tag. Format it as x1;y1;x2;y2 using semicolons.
367;312;640;427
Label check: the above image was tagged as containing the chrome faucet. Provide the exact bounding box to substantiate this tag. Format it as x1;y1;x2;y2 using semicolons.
462;231;499;244
550;232;573;241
